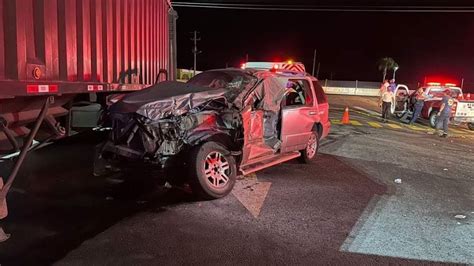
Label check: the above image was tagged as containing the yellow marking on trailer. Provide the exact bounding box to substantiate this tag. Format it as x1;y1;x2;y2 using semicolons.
350;120;362;126
367;122;383;128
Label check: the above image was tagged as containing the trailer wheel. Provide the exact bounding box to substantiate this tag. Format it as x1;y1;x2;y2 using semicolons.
189;142;236;199
468;123;474;131
429;111;438;128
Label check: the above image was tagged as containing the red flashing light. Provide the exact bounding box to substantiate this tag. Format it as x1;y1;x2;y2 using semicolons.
427;82;441;86
445;83;456;87
273;64;280;69
241;63;246;69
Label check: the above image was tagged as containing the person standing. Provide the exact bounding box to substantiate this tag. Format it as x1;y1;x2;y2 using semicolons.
379;86;394;123
388;79;397;93
379;80;389;92
436;89;455;137
409;87;428;124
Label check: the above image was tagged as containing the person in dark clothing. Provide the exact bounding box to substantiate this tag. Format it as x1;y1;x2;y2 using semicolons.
409;87;428;124
436;89;455;137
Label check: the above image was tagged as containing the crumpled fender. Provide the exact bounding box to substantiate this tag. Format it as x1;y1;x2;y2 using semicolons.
185;129;232;148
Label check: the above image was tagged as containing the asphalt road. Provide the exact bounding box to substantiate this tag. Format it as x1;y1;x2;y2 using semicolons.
0;99;473;265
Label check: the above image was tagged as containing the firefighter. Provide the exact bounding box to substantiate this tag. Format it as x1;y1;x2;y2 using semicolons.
436;89;455;137
409;87;428;124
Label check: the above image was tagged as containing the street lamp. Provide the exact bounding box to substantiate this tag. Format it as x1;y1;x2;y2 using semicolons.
393;66;399;80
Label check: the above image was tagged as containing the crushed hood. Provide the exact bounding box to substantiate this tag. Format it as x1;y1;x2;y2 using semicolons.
109;81;228;120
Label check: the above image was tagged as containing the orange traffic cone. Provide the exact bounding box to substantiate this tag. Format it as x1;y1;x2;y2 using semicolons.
341;107;350;124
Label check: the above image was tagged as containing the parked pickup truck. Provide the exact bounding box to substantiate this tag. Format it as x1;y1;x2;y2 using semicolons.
95;65;331;199
393;83;474;130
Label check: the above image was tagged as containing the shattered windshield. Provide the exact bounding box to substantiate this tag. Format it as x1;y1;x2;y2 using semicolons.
187;70;257;91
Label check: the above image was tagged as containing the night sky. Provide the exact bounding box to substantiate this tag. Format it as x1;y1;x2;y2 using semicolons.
174;1;474;90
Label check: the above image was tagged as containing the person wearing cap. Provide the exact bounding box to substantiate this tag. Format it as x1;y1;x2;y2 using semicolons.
436;89;455;137
409;87;428;124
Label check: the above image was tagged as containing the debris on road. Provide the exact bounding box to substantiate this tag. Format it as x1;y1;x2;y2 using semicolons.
454;214;466;219
443;168;448;171
394;178;402;184
164;182;172;189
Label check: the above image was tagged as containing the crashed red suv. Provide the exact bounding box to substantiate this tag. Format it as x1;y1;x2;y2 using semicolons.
95;68;330;199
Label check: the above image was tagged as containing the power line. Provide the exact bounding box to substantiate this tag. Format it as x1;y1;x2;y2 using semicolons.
173;2;474;12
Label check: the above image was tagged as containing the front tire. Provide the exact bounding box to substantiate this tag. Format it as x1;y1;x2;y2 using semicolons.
468;123;474;131
189;141;237;199
299;131;319;163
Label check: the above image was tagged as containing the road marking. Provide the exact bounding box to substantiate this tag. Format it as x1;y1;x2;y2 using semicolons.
386;123;402;129
406;125;426;131
350;120;363;126
353;106;381;116
449;128;467;134
367;122;383;128
232;174;271;218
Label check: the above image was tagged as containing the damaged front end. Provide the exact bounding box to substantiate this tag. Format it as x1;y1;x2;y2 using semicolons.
96;84;243;175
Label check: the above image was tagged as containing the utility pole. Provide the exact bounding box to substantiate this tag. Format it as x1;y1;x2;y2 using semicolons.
245;53;249;62
191;30;201;76
311;49;317;76
316;62;320;79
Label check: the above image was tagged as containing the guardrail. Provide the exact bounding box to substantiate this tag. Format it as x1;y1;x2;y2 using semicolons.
321;79;381;97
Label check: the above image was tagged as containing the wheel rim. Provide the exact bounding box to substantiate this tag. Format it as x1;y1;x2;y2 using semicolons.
430;114;437;127
306;133;318;159
204;151;230;189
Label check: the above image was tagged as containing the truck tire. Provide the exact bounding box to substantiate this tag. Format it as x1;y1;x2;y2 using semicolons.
394;102;408;118
189;141;237;199
468;123;474;131
299;131;319;163
429;111;438;128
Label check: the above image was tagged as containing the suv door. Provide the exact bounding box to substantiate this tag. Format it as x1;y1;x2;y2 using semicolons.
280;78;318;153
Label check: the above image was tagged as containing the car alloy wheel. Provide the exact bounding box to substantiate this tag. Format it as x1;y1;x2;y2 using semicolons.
204;151;230;188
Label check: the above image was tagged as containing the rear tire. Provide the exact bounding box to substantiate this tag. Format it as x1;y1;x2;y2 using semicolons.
429;111;438;128
189;141;237;199
468;123;474;131
299;131;319;164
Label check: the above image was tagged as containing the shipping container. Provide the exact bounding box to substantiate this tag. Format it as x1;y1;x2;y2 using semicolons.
0;0;177;151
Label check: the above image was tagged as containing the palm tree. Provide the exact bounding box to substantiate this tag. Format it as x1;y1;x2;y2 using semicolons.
377;57;398;82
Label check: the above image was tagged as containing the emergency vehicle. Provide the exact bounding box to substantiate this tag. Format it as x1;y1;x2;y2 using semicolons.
394;82;474;130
